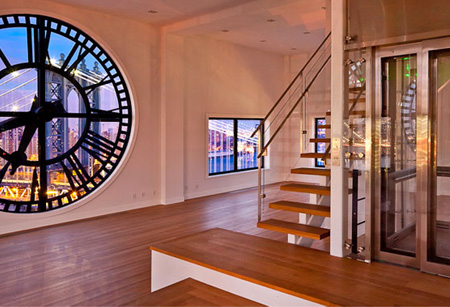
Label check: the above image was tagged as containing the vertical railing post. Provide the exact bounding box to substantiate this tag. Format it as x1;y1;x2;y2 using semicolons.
352;169;359;254
257;125;263;222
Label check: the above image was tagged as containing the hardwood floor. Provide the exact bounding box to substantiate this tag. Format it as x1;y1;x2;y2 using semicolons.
0;184;316;306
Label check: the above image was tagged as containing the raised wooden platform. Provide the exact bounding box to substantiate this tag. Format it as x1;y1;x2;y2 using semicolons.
128;278;262;306
150;228;450;306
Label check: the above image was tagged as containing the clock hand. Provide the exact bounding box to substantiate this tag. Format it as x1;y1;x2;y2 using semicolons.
9;121;39;175
0;117;27;133
0;96;38;133
0;161;11;184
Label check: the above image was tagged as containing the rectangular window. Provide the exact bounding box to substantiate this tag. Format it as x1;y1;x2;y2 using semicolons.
315;118;326;167
208;118;262;176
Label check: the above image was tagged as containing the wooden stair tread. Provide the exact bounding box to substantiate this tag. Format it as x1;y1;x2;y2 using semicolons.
258;219;330;240
318;124;361;129
269;201;330;217
350;97;366;103
280;183;330;196
309;138;330;143
326;110;365;116
300;152;331;159
150;228;450;306
349;87;365;93
128;278;263;306
291;167;330;176
290;167;359;177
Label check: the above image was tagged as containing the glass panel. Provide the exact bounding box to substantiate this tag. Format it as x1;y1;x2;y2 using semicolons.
208;119;234;175
0;27;29;66
380;54;417;256
237;119;260;170
430;50;450;264
44;71;87;160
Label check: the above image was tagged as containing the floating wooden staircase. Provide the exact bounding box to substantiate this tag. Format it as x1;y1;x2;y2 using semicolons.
257;85;366;244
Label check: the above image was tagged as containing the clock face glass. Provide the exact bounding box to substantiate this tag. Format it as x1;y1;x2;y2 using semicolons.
0;15;132;213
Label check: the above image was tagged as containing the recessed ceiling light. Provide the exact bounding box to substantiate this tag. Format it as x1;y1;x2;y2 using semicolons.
260;39;267;43
266;19;276;23
303;31;311;34
221;29;230;33
148;10;158;14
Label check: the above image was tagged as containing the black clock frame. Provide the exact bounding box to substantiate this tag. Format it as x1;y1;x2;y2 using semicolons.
0;14;133;213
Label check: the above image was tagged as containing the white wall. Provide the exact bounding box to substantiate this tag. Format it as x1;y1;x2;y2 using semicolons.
0;0;161;234
178;36;286;199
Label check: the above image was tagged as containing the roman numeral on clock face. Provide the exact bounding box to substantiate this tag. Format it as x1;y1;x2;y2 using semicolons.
81;130;119;163
60;153;91;190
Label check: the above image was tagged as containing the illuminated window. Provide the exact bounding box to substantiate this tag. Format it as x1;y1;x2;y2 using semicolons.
315;118;326;167
208;118;262;175
0;14;133;213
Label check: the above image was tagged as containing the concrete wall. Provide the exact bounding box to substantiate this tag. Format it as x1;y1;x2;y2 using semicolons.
0;0;161;234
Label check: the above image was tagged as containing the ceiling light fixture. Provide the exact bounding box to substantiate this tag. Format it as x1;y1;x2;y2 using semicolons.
148;10;158;14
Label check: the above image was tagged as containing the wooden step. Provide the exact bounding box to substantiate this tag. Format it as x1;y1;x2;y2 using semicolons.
326;110;365;117
269;201;331;217
291;167;330;176
350;97;366;103
317;124;330;129
128;278;263;306
291;168;360;177
257;219;330;240
150;228;450;306
349;87;365;93
280;183;330;196
300;152;331;159
309;138;330;143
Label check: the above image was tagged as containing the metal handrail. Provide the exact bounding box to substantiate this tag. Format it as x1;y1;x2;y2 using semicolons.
250;32;331;138
257;54;331;158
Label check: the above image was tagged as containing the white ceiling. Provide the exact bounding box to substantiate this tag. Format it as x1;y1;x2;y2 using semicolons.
50;0;327;55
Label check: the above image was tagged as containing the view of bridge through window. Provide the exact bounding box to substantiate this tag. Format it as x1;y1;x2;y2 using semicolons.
0;15;132;212
208;118;261;175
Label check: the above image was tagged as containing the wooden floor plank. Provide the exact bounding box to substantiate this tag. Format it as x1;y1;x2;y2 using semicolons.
151;228;450;307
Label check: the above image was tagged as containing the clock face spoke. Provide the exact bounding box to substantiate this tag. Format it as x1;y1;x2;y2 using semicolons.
0;14;132;213
0;161;11;184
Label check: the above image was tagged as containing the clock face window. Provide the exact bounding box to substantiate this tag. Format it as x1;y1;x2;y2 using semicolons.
0;15;133;213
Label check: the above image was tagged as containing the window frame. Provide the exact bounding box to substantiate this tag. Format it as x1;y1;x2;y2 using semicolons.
208;117;263;176
315;117;326;168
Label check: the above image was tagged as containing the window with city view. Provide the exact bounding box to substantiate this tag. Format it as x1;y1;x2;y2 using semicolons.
315;118;326;167
0;15;132;213
208;118;262;175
